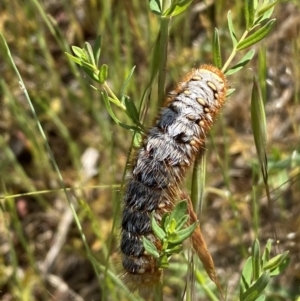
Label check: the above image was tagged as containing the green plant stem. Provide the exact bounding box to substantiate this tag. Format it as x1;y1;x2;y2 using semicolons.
162;0;172;12
194;270;219;301
154;281;163;301
103;82;126;110
0;185;120;200
252;185;259;238
158;16;171;104
191;150;206;216
222;30;249;73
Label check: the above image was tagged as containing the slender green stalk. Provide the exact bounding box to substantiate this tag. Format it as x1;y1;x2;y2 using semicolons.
194;269;219;301
157;16;171;104
252;184;259;237
258;45;267;102
222;31;249;72
154;281;164;301
191;150;206;217
0;184;120;200
103;82;126;110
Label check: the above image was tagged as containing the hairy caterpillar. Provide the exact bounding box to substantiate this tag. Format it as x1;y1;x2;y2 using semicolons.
120;64;227;289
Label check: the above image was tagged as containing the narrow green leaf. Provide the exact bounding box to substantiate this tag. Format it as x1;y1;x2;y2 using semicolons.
101;90;122;125
80;62;97;81
133;131;142;147
65;52;82;66
263;251;289;271
269;256;290;277
256;1;278;19
125;97;140;124
161;213;169;230
227;11;238;47
168;222;197;244
81;60;97;72
226;88;236;97
101;90;138;131
191;149;206;213
167;232;180;244
165;245;182;254
262;239;272;265
120;66;136;105
241;272;270;301
225;68;240;76
254;6;275;26
237;19;276;50
126;124;142;133
72;45;85;58
67;48;99;80
163;0;193;17
169;200;187;222
99;64;108;84
256;295;266;301
252;239;261;281
151;212;166;240
213;28;222;69
162;0;177;16
84;42;96;66
258;46;267;102
175;214;189;231
149;33;161;85
149;0;162;15
93;35;102;67
164;241;182;249
166;218;177;234
245;0;255;29
240;257;253;298
82;49;90;63
142;237;160;258
251;75;268;180
81;65;98;81
158;254;169;268
225;49;255;75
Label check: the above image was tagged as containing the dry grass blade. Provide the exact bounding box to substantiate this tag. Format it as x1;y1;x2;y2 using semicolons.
251;75;268;181
186;196;224;300
251;75;278;243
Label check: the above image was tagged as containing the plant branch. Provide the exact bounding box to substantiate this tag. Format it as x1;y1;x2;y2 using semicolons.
222;30;249;73
158;16;171;104
103;82;126;110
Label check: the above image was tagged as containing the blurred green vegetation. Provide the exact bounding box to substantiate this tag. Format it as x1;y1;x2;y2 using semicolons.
0;0;300;300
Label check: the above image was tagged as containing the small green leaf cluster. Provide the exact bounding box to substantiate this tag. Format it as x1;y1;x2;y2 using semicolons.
65;36;104;83
65;36;143;133
240;239;290;301
142;201;197;269
214;0;277;75
149;0;193;17
240;1;276;50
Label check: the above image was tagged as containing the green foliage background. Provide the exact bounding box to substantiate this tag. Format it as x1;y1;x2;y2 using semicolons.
0;0;300;300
